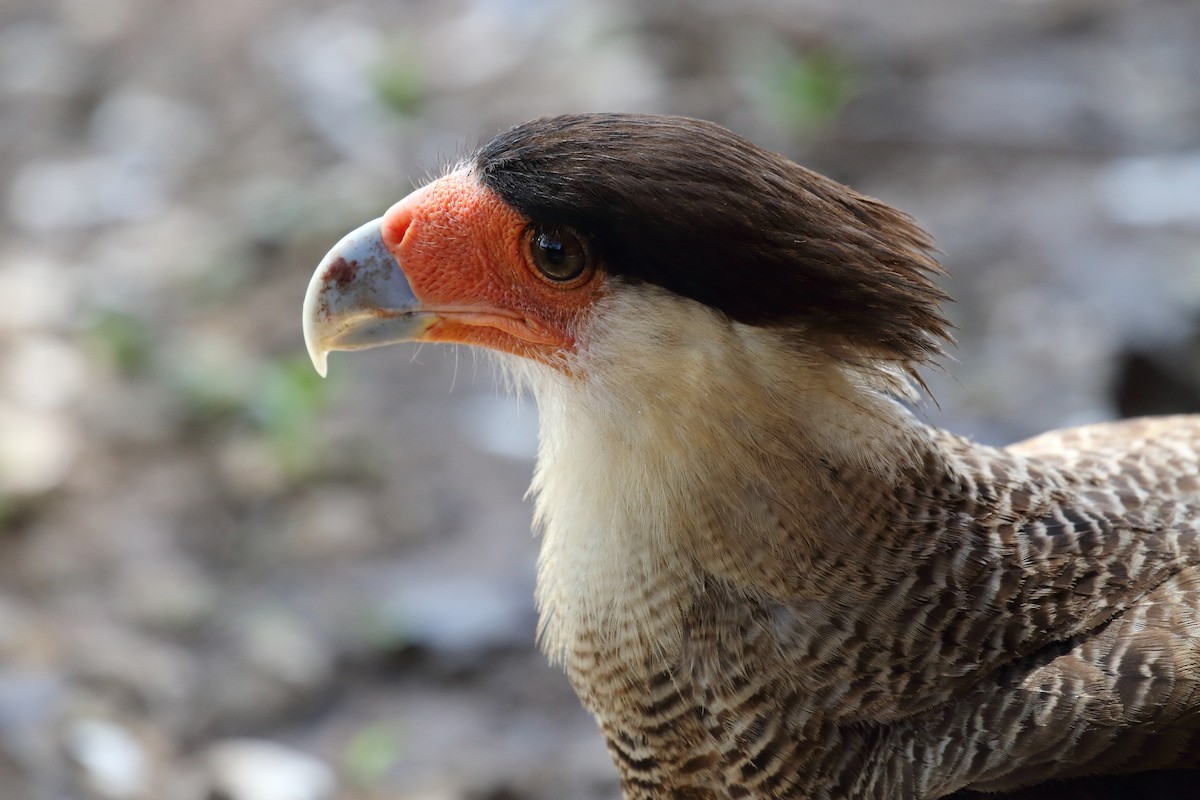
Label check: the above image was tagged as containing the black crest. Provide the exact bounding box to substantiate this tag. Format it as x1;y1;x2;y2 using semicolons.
476;113;951;366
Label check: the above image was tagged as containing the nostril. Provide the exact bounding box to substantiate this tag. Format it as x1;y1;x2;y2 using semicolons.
381;198;415;252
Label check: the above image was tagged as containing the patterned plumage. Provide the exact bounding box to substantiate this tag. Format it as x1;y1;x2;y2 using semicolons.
550;417;1200;799
303;114;1200;798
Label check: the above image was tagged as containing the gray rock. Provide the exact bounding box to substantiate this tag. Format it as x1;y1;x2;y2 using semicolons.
62;718;151;800
203;739;335;800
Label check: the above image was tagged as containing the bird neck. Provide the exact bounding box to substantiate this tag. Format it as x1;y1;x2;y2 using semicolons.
510;287;950;664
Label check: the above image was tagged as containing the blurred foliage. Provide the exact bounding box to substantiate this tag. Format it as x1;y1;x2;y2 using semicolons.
251;355;334;476
84;303;335;479
168;342;253;423
342;722;405;789
84;310;157;376
371;45;426;116
171;350;333;476
767;48;856;133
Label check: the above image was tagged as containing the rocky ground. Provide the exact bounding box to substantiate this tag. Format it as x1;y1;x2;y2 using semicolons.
1;0;1199;798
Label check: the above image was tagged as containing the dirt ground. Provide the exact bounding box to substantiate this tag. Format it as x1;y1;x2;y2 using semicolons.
1;1;1199;798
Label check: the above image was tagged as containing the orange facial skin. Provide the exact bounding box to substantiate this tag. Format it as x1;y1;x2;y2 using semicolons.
380;170;605;368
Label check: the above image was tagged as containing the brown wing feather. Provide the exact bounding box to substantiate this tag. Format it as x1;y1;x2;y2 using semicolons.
941;417;1200;791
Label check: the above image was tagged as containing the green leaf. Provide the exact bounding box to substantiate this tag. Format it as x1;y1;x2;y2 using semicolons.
84;311;155;376
252;354;335;475
371;46;425;116
771;49;855;132
342;722;404;787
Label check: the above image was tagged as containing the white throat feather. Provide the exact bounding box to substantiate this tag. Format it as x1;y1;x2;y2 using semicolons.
498;282;936;663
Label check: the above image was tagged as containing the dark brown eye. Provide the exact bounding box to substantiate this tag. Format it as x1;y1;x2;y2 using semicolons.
528;224;590;283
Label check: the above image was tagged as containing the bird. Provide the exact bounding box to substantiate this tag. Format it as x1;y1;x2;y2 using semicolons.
301;113;1200;799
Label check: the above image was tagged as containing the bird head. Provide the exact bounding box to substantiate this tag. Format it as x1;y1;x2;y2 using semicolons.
302;113;957;634
303;113;950;395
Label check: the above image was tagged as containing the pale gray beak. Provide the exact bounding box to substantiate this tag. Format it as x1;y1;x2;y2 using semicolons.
301;218;432;377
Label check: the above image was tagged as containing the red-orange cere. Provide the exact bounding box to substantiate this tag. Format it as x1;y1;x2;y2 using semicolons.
380;170;604;368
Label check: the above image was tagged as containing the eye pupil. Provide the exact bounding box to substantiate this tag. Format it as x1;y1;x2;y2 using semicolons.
529;224;589;282
537;233;567;265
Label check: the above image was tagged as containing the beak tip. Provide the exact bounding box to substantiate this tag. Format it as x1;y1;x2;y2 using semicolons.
310;348;329;379
301;215;422;375
302;277;330;378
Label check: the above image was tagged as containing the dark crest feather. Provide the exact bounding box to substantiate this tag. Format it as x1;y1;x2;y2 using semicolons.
476;113;952;367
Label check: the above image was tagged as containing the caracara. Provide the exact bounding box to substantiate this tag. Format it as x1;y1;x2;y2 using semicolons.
301;114;1200;799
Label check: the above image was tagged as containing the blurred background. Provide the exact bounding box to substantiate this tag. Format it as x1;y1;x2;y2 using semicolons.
1;0;1199;798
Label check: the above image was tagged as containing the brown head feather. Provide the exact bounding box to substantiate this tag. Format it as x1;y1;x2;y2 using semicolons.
476;113;952;369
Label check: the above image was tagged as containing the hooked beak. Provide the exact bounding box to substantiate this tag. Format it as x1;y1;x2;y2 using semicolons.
301;218;433;377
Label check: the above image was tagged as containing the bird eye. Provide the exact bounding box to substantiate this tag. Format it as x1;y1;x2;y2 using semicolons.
528;224;590;283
